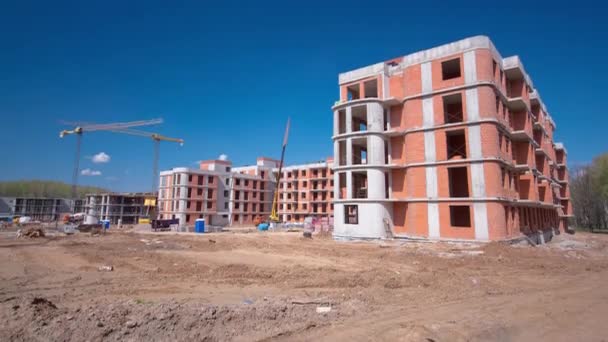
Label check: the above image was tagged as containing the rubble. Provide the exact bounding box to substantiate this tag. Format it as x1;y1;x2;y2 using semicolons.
18;227;46;238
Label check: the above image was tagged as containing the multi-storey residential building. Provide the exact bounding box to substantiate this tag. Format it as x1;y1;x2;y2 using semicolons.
84;192;156;224
278;158;335;222
158;157;278;227
332;35;571;241
0;197;76;221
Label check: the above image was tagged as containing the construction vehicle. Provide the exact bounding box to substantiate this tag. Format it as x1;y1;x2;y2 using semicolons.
151;218;179;232
63;213;85;224
59;118;163;203
269;118;290;223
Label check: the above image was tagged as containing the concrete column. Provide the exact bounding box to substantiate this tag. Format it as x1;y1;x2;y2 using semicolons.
367;135;385;165
120;196;124;224
463;50;477;84
367;169;385;200
473;202;489;240
468;125;482;159
421;62;433;93
334;172;340;200
333;110;339;136
466;89;480;122
424;131;436;163
345;107;353;134
464;51;480;131
382;73;390;99
366;103;386;168
346;138;353;165
367;103;383;132
428;203;440;239
426;166;438;198
422;85;440;239
333;141;339;168
346;171;353;199
422;96;434;127
104;195;109;220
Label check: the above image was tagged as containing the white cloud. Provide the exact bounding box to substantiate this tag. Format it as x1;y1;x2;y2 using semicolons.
92;152;111;164
219;154;228;161
81;168;102;176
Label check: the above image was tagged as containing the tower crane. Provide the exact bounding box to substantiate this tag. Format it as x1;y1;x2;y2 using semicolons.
107;127;184;192
59;118;163;203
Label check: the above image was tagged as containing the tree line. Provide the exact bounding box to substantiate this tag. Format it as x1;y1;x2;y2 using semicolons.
0;180;106;198
571;153;608;230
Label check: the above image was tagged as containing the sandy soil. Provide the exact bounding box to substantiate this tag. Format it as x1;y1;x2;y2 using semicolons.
1;228;608;341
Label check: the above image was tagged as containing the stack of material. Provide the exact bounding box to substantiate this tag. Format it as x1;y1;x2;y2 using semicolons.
19;227;46;238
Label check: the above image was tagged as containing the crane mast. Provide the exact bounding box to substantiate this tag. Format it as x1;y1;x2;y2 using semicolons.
60;118;163;204
59;119;183;215
270;118;290;222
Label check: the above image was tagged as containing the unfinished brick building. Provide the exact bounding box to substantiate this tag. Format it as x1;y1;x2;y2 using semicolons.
159;156;337;227
278;158;334;222
332;36;572;241
158;157;278;227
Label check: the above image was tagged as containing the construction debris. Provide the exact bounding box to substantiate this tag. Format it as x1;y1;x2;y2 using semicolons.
18;227;46;238
98;265;114;272
316;305;332;313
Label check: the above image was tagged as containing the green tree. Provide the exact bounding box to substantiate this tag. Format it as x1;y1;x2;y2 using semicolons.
572;152;608;230
0;180;107;198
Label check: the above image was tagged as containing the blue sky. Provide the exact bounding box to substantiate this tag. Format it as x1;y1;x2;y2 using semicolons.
0;0;605;192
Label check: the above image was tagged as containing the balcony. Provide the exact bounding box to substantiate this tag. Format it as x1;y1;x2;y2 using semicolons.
535;154;547;175
510;111;533;141
512;141;533;168
503;56;531;110
558;186;570;200
557;169;569;183
555;147;566;166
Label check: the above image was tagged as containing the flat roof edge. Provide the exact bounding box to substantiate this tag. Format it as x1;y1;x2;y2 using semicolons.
338;35;501;84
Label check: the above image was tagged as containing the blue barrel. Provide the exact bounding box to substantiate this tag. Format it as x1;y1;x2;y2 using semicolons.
257;223;269;231
195;219;205;233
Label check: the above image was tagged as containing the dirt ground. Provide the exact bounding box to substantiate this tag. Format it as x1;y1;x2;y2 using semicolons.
1;228;608;341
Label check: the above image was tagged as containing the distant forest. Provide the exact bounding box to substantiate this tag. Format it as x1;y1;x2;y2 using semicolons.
0;180;106;198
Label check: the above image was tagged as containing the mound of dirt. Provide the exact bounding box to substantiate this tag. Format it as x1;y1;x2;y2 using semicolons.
1;296;361;342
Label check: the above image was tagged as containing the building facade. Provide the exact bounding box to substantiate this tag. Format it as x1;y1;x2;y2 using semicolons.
159;157;337;227
84;192;156;224
158;157;278;227
332;36;572;241
278;158;335;222
0;197;77;221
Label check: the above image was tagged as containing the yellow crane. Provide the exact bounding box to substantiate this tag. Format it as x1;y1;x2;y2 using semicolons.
59;119;163;202
269;118;290;222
